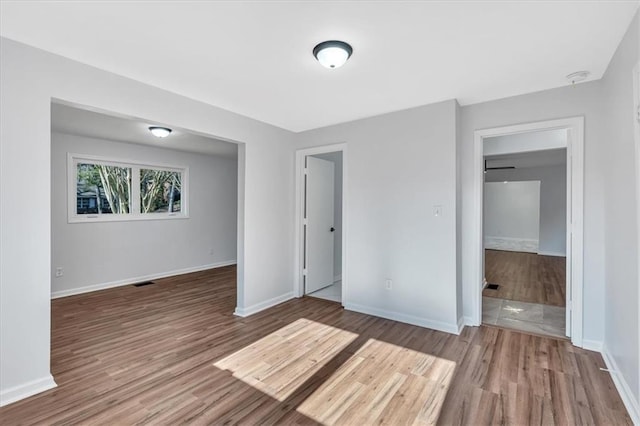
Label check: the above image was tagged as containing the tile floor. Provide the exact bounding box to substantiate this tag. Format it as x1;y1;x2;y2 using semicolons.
307;281;342;303
482;297;566;339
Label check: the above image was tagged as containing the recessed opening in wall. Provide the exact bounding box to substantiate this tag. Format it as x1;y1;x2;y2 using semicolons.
295;144;347;306
483;142;568;339
472;117;584;347
50;99;244;383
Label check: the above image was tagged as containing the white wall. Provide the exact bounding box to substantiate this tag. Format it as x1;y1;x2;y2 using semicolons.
484;129;567;156
0;37;295;405
484;181;541;252
601;8;640;416
486;165;567;256
459;81;606;344
51;132;238;297
311;151;343;279
297;101;460;333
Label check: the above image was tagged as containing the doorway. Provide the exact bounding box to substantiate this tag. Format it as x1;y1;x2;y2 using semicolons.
471;117;585;347
482;143;568;339
294;144;347;305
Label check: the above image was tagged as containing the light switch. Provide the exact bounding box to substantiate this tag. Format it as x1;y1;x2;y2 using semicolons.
433;205;442;217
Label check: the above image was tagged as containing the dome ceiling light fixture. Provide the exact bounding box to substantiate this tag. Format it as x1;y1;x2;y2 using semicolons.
313;40;353;69
566;70;590;85
148;126;172;138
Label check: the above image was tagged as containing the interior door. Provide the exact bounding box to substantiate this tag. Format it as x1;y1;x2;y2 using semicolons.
305;156;335;294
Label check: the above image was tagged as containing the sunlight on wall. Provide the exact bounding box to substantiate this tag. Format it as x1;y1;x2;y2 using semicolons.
214;318;358;401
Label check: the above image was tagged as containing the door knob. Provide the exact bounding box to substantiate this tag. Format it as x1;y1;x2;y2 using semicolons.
330;227;335;232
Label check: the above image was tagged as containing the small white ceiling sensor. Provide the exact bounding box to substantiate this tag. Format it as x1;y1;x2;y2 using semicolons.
149;126;172;138
566;71;590;84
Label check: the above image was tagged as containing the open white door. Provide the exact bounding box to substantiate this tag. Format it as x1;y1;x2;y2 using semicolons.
305;156;335;294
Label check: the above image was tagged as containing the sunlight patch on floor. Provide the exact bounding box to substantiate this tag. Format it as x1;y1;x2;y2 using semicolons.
296;338;457;425
214;318;358;401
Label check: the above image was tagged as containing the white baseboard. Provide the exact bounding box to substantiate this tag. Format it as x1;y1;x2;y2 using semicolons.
457;317;465;334
343;302;460;335
537;250;566;257
334;274;342;283
51;260;237;299
485;236;538;253
0;374;57;407
463;316;476;326
581;339;603;352
601;344;640;425
234;291;294;317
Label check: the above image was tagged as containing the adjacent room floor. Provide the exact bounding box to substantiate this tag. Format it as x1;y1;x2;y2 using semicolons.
307;280;342;303
482;297;565;339
483;249;566;306
483;249;567;338
0;267;630;424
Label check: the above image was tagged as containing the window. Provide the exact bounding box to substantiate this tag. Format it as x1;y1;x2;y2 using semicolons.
68;154;188;223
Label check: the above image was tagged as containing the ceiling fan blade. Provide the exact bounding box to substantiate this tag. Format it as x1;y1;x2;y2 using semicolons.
484;160;516;171
486;166;516;170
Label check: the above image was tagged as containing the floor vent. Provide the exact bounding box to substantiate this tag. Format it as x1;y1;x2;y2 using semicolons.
133;281;155;287
486;283;500;290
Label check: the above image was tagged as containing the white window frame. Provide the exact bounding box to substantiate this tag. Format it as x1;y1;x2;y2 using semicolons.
67;153;189;223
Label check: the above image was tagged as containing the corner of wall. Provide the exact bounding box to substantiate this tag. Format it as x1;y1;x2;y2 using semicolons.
0;375;57;408
601;344;640;425
234;291;295;317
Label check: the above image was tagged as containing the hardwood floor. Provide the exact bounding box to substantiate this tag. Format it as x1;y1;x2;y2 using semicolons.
484;249;566;307
0;266;630;425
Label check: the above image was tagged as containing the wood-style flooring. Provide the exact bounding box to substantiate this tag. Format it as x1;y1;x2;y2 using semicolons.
0;266;630;425
484;249;566;307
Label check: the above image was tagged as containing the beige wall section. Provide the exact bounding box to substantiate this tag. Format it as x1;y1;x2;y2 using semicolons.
601;8;640;408
459;81;605;343
0;37;295;403
297;101;460;332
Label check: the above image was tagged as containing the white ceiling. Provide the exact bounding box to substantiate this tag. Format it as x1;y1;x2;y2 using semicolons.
486;148;567;169
52;102;238;158
2;1;638;132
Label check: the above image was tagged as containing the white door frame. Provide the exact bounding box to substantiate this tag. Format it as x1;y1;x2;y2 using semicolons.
633;62;640;362
471;117;584;347
294;143;347;303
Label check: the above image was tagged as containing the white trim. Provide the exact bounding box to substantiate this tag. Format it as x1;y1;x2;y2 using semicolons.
334;274;342;282
234;292;294;317
294;143;347;306
581;339;603;353
344;302;461;335
484;236;538;253
633;63;640;399
463;315;474;326
457;317;465;334
537;250;567;257
0;374;57;407
51;260;236;299
471;117;584;348
602;345;640;425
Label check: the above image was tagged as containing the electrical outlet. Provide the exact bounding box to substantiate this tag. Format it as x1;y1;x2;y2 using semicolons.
55;267;64;278
385;279;393;290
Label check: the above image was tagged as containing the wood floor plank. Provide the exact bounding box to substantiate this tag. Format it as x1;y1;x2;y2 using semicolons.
484;249;566;306
0;265;631;425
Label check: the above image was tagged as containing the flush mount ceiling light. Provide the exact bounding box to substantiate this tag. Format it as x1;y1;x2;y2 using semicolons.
566;70;590;85
149;126;172;138
313;40;353;69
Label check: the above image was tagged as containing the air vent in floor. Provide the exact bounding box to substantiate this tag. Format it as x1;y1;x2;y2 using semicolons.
486;283;500;290
133;281;155;287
